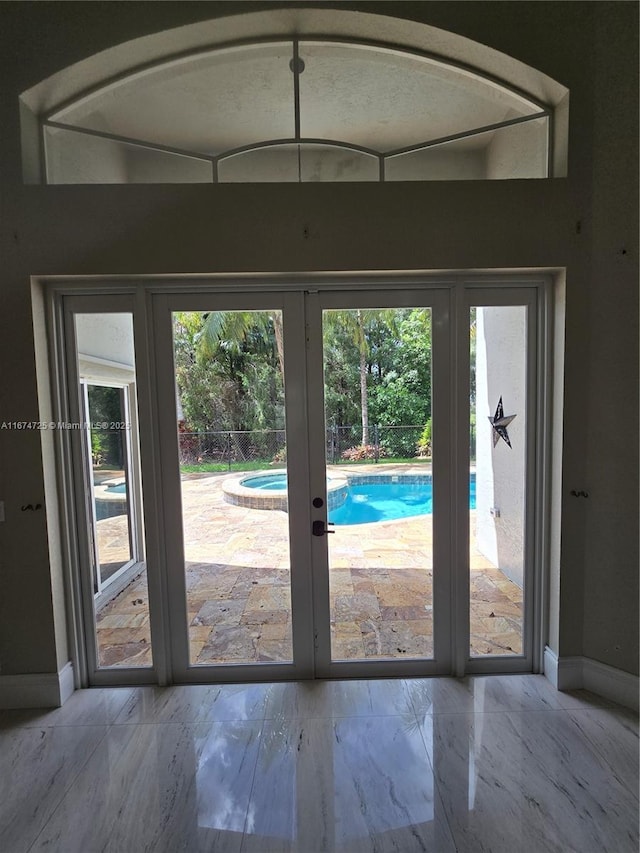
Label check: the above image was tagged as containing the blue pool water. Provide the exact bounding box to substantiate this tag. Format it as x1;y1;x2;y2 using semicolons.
329;478;476;526
105;482;127;494
242;472;477;525
242;474;288;491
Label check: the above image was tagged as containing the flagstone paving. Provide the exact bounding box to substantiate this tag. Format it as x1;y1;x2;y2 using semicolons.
95;467;523;667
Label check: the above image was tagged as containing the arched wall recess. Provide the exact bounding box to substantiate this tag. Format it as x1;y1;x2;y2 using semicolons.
20;9;569;185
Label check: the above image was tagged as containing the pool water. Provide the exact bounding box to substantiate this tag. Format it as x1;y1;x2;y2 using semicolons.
242;474;288;491
241;472;477;525
105;482;127;494
329;479;476;526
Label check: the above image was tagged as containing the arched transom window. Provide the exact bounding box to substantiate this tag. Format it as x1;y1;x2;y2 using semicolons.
43;38;551;184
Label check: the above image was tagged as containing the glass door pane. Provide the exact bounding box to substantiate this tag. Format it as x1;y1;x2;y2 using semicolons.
84;384;134;585
73;312;151;669
170;310;293;665
321;306;435;662
469;304;527;657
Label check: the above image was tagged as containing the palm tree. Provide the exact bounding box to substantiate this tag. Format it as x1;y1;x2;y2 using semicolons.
323;309;396;445
198;310;284;383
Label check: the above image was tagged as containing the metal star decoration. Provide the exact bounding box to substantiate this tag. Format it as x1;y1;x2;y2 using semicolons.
488;396;516;448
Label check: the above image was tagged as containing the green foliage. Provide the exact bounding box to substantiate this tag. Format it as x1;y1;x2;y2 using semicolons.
416;419;432;457
91;430;106;466
175;307;435;456
86;385;125;468
174;311;284;433
180;460;274;474
272;446;287;463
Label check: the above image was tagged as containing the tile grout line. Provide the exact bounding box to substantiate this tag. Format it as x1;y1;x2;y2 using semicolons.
402;679;461;853
238;695;272;852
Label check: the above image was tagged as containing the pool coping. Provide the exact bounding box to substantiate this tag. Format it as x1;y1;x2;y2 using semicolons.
222;470;353;512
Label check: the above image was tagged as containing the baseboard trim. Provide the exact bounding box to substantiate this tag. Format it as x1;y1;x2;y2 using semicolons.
543;646;559;688
582;657;639;712
544;647;639;711
58;661;75;705
0;661;75;709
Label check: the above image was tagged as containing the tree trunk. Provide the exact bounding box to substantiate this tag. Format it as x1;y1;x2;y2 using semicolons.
357;310;369;445
272;312;285;384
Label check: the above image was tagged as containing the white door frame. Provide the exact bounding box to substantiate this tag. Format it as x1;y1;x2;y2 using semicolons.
60;293;159;686
49;272;551;686
456;284;540;676
152;290;315;683
305;287;453;678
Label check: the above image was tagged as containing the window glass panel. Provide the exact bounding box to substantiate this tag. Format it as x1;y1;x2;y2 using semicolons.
470;305;527;657
45;126;212;184
385;117;548;181
219;143;379;182
299;41;540;153
74;313;151;669
322;307;435;662
51;42;295;156
172;311;293;666
218;145;299;183
300;145;379;182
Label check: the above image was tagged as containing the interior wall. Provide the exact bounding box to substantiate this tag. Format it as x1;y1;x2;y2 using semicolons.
581;4;639;673
0;1;637;680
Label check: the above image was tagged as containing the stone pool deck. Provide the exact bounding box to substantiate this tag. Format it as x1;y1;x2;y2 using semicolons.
95;465;523;667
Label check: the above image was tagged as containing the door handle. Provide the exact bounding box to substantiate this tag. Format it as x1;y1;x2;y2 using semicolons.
312;519;335;536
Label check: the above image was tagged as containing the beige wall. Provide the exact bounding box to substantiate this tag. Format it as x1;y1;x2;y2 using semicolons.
0;2;637;678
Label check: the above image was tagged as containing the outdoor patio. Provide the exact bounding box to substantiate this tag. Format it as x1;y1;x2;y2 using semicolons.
95;466;523;667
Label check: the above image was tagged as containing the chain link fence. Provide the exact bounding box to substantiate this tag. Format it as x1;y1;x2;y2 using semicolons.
180;424;475;468
325;424;425;462
179;430;286;466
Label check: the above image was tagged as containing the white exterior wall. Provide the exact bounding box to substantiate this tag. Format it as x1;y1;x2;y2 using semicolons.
385;146;486;181
124;146;212;183
475;306;527;587
75;313;135;370
45;126;128;184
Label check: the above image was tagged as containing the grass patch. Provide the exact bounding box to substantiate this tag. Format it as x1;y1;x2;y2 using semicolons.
180;460;277;474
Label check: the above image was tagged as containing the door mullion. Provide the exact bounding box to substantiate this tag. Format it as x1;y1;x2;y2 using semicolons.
152;294;191;680
304;291;333;676
431;294;454;674
453;285;471;677
282;291;316;677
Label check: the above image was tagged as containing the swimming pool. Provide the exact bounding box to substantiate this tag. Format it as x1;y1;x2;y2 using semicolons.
105;482;127;494
93;479;128;520
241;474;288;491
226;470;476;525
329;477;476;525
225;471;348;512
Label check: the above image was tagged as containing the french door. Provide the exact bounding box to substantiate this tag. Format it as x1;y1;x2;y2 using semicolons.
61;277;546;685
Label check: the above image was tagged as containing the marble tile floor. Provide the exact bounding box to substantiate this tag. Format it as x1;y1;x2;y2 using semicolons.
95;472;523;668
0;675;637;853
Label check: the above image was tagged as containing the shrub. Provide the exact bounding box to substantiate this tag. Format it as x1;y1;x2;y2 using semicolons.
272;446;287;463
416;419;432;457
340;444;387;461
